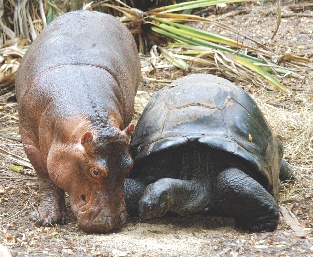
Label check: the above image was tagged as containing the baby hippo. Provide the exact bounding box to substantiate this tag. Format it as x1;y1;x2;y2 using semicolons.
15;10;141;233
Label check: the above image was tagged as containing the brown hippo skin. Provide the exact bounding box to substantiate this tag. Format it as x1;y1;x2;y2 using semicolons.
15;10;141;233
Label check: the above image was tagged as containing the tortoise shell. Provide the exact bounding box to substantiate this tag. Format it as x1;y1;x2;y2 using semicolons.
130;74;282;200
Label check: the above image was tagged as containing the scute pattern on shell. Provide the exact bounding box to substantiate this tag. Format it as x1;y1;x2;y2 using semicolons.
130;74;281;200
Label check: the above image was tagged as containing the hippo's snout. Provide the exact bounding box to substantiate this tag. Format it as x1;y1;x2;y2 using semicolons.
73;191;128;233
77;209;127;233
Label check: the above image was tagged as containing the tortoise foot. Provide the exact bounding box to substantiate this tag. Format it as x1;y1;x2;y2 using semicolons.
235;215;279;232
214;168;280;232
235;204;279;232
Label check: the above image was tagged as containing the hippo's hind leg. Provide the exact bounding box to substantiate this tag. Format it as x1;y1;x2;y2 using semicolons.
24;143;66;226
213;168;279;232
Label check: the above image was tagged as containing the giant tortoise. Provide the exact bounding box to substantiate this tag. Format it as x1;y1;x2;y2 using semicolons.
124;74;292;232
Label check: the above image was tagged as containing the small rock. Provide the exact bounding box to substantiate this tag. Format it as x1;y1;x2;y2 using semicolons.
112;249;128;257
0;245;12;257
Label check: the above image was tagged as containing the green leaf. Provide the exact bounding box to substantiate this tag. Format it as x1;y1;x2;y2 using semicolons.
9;165;23;173
151;0;255;13
182;9;193;14
153;17;252;49
46;6;54;24
225;53;290;93
159;47;190;71
152;23;262;63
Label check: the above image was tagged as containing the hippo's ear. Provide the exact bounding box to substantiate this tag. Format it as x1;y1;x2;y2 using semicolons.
81;131;93;145
124;123;135;136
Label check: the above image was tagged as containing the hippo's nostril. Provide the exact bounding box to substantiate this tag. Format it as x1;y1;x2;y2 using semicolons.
106;216;113;229
81;195;86;202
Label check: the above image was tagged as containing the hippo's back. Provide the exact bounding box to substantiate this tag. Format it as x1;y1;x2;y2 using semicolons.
16;10;140;123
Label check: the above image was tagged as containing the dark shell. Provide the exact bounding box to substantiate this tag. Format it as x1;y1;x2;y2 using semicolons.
130;74;282;200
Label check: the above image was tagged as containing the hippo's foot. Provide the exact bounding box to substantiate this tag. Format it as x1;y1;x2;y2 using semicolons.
138;178;209;219
34;206;67;227
34;177;67;226
213;168;279;232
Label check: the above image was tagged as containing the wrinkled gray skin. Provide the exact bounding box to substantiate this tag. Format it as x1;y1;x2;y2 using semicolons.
125;74;293;232
15;10;141;233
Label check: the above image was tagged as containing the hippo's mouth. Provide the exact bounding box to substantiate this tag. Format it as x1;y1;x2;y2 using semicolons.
70;192;127;233
76;208;127;233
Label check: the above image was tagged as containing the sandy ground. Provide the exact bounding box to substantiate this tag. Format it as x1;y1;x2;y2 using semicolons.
0;1;313;256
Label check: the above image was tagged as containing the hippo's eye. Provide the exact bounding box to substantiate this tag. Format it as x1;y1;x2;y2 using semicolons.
90;168;100;177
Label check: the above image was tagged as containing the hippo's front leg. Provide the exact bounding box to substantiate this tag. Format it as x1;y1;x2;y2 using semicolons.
35;176;67;226
23;143;66;226
138;178;210;219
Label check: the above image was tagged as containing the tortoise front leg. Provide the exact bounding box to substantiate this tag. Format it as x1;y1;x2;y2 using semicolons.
213;168;279;232
138;178;209;219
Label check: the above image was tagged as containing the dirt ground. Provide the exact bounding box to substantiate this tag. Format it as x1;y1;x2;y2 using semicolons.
1;1;313;256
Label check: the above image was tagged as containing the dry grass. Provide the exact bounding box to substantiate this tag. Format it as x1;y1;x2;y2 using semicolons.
255;93;313;165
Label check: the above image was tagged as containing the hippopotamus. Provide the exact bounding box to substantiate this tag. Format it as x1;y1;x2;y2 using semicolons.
15;10;141;233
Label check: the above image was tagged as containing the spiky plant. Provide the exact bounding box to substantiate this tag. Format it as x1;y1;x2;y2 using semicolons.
0;0;307;92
